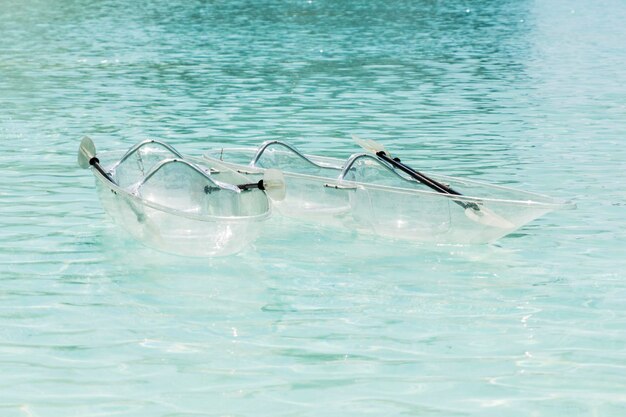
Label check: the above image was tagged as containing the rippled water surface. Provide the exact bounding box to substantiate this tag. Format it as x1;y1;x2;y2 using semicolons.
2;0;626;416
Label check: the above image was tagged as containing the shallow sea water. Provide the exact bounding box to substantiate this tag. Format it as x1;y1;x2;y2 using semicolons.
1;0;626;416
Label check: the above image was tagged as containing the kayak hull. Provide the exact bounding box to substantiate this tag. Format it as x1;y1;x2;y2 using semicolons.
204;146;573;245
90;144;270;257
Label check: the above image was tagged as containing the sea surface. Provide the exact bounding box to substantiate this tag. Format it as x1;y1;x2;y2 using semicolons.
1;0;626;416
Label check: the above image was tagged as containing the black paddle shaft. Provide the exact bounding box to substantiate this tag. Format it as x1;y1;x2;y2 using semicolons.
204;180;264;195
89;157;116;184
376;151;479;211
239;180;266;191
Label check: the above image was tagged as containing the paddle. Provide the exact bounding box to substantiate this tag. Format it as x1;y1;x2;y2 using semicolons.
77;136;116;184
353;135;514;228
237;168;286;201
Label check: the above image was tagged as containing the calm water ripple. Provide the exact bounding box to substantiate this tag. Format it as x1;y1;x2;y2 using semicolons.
2;0;626;416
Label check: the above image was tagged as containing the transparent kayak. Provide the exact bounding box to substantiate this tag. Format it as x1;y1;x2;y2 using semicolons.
81;139;273;256
204;141;575;244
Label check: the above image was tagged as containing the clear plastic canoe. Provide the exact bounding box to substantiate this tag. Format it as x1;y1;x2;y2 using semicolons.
204;141;575;244
86;140;272;256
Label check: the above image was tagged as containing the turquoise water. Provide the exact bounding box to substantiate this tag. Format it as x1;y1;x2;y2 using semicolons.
2;0;626;415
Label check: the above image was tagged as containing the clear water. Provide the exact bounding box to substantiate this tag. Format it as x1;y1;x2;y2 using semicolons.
1;0;625;415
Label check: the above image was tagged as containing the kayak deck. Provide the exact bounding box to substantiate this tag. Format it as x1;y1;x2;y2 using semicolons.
204;142;574;244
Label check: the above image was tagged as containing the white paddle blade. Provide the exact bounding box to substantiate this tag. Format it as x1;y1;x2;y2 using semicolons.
262;168;286;201
352;134;389;156
464;206;516;229
78;136;96;168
